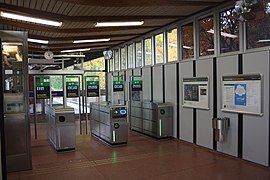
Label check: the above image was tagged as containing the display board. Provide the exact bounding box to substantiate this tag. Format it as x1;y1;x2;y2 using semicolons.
131;80;143;91
66;76;79;98
35;76;50;99
113;80;124;92
221;74;262;115
86;76;100;97
182;77;209;109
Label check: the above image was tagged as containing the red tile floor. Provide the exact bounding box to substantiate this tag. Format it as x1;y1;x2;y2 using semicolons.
8;122;270;180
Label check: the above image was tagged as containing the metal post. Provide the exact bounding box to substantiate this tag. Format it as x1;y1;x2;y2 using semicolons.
34;76;37;139
85;76;88;134
78;76;82;134
63;75;67;108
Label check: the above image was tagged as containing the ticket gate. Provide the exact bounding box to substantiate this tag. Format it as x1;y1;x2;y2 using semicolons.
90;102;128;144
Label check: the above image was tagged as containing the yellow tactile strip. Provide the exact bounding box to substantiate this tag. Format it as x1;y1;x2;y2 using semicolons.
22;151;172;176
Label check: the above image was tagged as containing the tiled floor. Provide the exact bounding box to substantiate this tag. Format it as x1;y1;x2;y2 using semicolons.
7;122;270;180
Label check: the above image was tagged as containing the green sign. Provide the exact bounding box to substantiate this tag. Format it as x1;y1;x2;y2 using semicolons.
35;82;50;99
113;81;124;92
131;80;142;91
66;81;79;98
86;80;99;97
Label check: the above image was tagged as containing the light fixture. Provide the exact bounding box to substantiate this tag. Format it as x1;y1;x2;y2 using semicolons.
257;39;270;43
60;48;91;53
0;11;62;27
182;45;193;49
73;38;110;43
207;29;238;39
95;21;144;27
28;38;49;44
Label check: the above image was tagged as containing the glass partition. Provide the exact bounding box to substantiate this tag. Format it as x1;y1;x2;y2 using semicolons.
136;41;142;67
167;28;178;62
144;38;152;66
155;33;164;64
121;47;127;70
128;44;134;68
114;49;119;71
182;23;194;60
199;16;215;56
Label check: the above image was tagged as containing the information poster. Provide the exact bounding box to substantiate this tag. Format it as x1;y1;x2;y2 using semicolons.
221;74;262;115
66;76;79;98
86;80;99;97
182;77;209;109
35;76;50;99
113;80;124;92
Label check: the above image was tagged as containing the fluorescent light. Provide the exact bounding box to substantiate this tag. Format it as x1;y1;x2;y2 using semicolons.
207;29;237;39
28;38;48;44
73;38;110;43
257;39;270;43
95;21;144;27
60;48;91;53
0;11;62;27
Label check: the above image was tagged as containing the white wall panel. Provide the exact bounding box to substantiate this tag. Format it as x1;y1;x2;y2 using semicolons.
153;65;163;102
142;67;151;101
179;61;193;143
243;51;269;166
165;64;177;138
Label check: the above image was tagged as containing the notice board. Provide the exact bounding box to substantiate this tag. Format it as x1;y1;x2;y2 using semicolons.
182;77;209;109
221;74;262;116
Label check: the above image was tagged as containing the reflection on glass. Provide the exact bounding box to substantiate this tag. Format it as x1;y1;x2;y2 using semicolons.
114;49;119;71
168;28;178;62
136;42;142;67
220;8;239;53
199;16;214;56
121;47;126;69
128;44;134;68
247;0;270;49
144;38;152;66
155;33;164;64
182;23;194;60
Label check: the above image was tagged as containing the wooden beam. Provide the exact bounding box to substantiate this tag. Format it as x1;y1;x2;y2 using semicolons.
0;3;184;22
0;19;157;33
57;0;220;7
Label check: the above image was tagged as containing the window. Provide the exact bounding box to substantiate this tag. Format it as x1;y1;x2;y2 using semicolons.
155;33;164;64
144;38;152;66
114;49;119;71
84;57;105;71
247;0;270;49
220;8;239;53
121;47;126;70
109;59;113;72
136;41;142;67
199;16;214;56
128;44;134;68
167;28;178;62
182;23;194;60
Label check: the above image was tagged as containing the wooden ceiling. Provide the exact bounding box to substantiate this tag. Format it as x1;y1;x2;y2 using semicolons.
0;0;228;54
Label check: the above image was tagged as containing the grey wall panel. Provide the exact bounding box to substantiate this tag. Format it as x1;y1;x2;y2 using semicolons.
196;59;213;149
165;64;177;138
133;68;141;75
142;67;151;101
108;73;113;102
126;70;133;101
179;61;193;143
217;55;238;157
153;65;163;102
243;51;269;166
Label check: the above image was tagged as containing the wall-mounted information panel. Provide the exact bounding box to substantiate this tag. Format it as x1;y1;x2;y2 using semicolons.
85;76;100;97
35;76;50;99
66;76;79;98
182;77;209;109
221;74;262;116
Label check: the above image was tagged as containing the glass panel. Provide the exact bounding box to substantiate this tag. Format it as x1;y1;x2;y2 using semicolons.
121;47;126;69
50;76;63;107
114;49;119;71
155;33;164;64
128;44;134;68
144;38;152;66
247;0;270;49
199;16;214;56
109;59;113;72
167;28;178;62
182;23;194;60
84;57;105;70
220;8;239;53
136;42;142;67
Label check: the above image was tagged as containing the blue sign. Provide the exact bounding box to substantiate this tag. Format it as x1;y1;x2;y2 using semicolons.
234;84;246;106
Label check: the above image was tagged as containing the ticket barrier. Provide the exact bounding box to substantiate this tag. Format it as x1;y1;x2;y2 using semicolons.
46;105;76;151
130;101;173;138
90;102;128;145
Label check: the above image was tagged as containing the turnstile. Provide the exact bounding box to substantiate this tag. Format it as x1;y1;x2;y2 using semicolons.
130;101;173;138
90;102;128;144
46;105;76;151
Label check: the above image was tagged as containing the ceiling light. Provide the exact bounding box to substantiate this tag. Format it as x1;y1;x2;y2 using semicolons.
207;29;237;39
95;21;144;27
183;45;193;49
257;39;270;43
60;48;91;53
73;38;110;43
28;38;48;44
0;11;62;27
